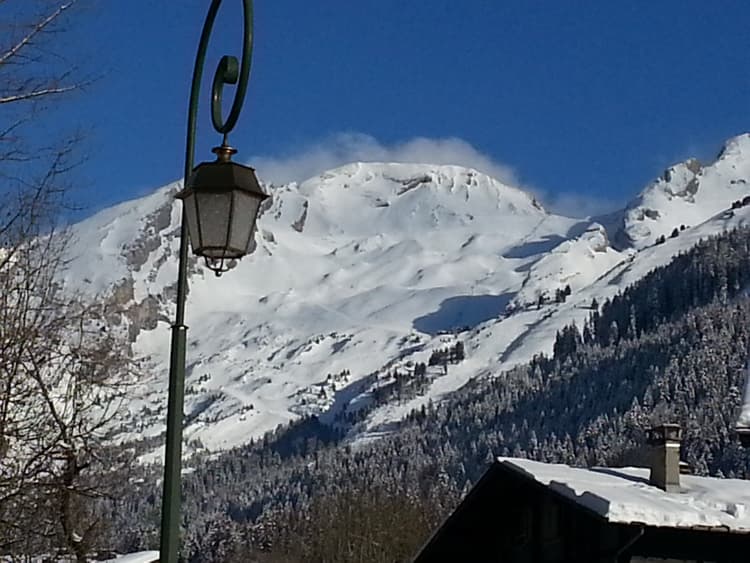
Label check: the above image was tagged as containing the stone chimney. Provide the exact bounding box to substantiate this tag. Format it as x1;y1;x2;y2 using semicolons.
646;424;682;493
738;426;750;448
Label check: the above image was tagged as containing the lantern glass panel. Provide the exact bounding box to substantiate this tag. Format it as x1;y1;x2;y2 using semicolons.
181;191;201;255
195;191;232;258
228;191;263;254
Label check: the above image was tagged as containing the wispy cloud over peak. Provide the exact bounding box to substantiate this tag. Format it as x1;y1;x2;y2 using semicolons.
250;133;519;187
249;133;622;218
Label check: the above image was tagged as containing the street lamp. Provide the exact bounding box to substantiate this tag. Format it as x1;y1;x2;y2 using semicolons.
178;144;267;276
160;1;264;561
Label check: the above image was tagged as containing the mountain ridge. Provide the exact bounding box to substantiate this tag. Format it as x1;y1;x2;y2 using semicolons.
59;136;750;457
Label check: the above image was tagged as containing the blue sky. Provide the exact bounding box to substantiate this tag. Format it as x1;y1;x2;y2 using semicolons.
51;1;750;217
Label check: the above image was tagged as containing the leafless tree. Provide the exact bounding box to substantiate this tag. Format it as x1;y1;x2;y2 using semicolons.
0;2;134;560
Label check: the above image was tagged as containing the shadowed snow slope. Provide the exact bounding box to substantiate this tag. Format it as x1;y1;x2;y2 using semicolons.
59;142;750;457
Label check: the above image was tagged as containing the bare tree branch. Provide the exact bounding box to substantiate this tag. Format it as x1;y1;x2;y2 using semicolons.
0;82;77;104
0;1;75;66
0;2;134;558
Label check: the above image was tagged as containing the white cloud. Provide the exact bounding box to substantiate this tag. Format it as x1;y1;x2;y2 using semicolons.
250;133;520;187
249;133;622;218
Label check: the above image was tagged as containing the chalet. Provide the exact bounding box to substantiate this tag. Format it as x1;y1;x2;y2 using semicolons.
414;425;750;562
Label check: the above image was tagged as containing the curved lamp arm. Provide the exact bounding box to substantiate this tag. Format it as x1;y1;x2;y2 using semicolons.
185;0;254;177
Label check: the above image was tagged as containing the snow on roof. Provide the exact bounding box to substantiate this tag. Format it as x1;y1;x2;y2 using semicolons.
103;552;159;563
499;457;750;533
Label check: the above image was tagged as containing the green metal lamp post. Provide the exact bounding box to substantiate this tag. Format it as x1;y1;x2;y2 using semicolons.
160;1;266;561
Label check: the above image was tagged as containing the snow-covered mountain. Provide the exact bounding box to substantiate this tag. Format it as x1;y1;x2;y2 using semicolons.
616;134;750;249
63;134;750;459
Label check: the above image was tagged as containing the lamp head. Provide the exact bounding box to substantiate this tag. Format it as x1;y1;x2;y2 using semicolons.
177;144;268;275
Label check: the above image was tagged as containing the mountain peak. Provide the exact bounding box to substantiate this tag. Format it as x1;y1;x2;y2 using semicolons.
717;133;750;161
287;161;548;238
618;134;750;249
307;161;538;205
